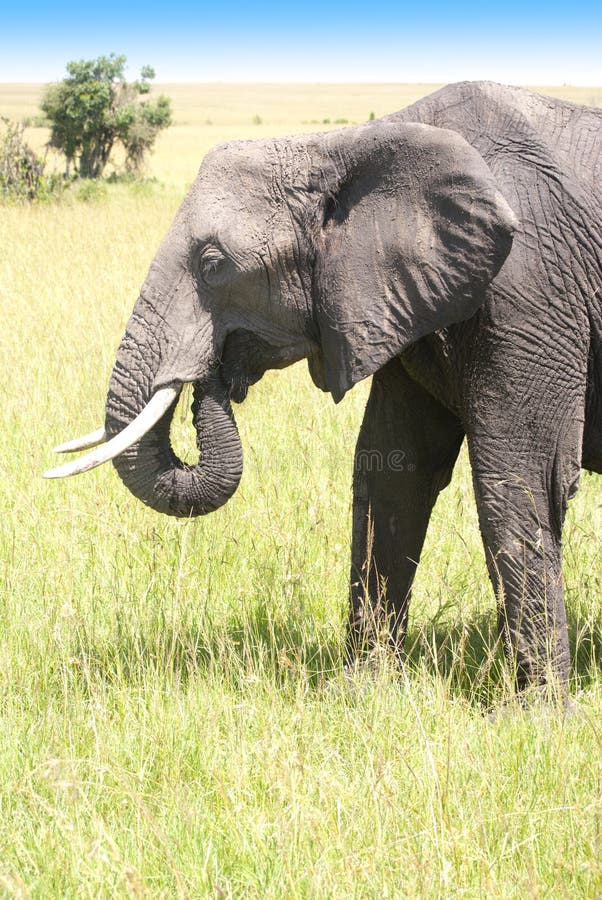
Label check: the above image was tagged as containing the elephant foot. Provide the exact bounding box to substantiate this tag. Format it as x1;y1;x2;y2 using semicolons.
485;683;576;721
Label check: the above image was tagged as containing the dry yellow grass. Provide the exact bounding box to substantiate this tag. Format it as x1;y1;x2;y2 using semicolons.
3;80;601;122
3;81;602;187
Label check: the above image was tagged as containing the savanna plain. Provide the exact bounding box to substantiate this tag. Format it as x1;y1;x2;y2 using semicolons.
1;82;601;897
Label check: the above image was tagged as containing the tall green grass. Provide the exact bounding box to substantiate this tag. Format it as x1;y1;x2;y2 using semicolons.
1;86;601;894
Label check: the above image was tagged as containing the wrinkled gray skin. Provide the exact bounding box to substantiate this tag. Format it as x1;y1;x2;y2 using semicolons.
105;82;602;698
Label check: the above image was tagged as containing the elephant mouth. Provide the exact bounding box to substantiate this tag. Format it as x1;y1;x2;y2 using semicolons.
43;371;244;518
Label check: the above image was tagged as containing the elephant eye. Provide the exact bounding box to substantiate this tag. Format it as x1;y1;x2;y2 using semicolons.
197;245;226;283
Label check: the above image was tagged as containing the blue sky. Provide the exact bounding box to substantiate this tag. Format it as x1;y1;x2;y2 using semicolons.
2;0;602;84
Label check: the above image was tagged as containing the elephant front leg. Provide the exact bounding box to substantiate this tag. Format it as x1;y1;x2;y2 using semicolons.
466;392;586;700
470;463;573;697
346;359;464;665
464;311;587;701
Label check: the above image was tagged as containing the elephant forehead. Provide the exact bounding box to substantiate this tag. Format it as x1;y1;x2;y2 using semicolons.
192;146;295;251
197;142;274;205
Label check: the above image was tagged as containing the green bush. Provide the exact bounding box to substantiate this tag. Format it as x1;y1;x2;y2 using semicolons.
0;118;62;202
41;54;172;179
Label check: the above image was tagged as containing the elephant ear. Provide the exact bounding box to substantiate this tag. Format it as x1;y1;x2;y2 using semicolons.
311;122;517;400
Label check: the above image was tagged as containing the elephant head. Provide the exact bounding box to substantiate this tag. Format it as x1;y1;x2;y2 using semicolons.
45;121;516;516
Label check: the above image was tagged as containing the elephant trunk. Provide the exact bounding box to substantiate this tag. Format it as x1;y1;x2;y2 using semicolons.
105;372;243;517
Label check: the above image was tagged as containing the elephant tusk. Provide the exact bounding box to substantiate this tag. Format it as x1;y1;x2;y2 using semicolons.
43;386;180;479
53;427;107;454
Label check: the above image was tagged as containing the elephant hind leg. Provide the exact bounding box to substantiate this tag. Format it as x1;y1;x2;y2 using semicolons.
347;358;464;664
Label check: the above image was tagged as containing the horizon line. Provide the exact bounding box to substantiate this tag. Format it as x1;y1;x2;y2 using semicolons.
2;78;601;87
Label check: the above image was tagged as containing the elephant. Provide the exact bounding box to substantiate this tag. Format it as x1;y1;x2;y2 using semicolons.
46;81;602;701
